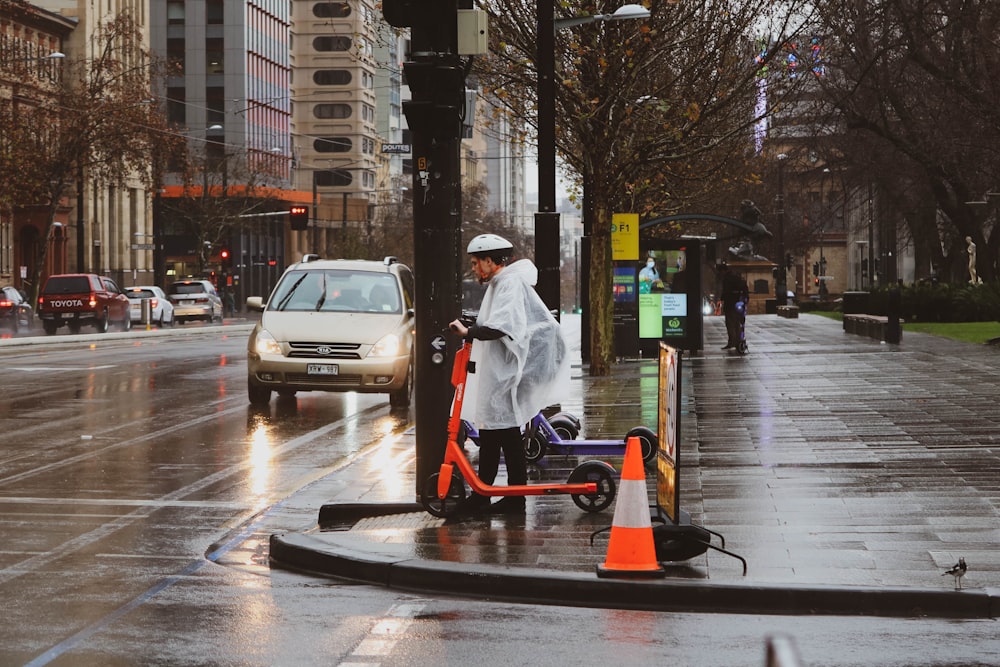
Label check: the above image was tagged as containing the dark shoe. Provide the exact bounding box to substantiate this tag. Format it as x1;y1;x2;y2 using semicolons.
489;496;526;514
721;344;733;350
455;494;491;516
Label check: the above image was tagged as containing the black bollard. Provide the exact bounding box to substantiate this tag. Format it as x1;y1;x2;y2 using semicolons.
886;284;902;344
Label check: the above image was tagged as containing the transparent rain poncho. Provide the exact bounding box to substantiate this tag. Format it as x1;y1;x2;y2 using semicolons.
460;259;569;430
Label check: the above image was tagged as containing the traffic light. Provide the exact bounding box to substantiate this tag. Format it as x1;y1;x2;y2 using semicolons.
289;205;309;231
813;262;820;276
785;253;793;269
220;248;231;269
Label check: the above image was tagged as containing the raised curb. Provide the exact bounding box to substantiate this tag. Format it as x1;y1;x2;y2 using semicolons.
269;503;1000;620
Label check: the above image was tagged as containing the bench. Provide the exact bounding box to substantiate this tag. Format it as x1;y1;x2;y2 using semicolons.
843;313;902;343
776;305;799;318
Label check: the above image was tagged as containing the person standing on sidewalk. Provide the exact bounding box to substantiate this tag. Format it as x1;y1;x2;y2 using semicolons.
448;234;568;514
720;261;749;350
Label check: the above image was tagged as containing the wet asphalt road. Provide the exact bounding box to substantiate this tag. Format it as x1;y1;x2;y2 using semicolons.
1;319;999;666
0;323;408;665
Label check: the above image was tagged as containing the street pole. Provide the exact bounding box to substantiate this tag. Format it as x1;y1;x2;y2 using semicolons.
775;154;788;307
384;0;465;497
536;0;561;319
311;171;318;255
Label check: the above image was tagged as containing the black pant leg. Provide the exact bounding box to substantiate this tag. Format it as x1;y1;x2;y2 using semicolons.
498;426;527;486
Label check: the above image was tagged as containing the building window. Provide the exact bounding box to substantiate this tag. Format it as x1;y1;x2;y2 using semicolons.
167;87;186;124
314;103;352;119
314;2;351;18
313;36;352;52
206;86;225;123
167;1;184;25
206;38;224;74
315;170;354;187
167;37;185;74
206;0;224;24
313;69;351;85
314;137;352;153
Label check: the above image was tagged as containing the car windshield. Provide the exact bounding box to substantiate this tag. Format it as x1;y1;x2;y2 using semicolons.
171;283;208;295
268;269;401;314
126;289;157;299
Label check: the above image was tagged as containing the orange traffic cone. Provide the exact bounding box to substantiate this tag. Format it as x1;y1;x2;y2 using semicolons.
597;436;665;578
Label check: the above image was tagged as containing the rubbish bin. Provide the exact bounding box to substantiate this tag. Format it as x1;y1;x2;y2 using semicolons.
842;291;869;315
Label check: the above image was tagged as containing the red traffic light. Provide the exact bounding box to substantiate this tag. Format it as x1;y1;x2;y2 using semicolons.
220;248;230;260
289;205;309;230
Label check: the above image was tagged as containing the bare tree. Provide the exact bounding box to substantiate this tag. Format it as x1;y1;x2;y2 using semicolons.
813;0;1000;282
476;0;815;373
160;147;288;275
1;11;172;303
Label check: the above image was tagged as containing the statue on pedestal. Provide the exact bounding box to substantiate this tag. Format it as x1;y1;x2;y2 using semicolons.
966;236;983;285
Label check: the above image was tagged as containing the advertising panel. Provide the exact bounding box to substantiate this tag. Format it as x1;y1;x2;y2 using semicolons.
656;342;681;523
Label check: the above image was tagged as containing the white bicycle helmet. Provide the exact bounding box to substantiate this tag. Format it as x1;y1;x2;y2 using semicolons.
467;233;513;255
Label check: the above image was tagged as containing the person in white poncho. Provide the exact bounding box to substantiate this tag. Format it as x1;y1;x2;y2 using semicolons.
448;234;568;515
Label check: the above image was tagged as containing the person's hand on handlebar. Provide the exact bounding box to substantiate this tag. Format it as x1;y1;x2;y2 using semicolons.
448;319;469;336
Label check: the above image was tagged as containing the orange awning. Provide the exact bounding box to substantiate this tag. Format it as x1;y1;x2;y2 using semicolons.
159;185;315;204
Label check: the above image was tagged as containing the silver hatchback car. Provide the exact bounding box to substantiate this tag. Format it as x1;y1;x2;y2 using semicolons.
167;279;223;324
245;255;415;407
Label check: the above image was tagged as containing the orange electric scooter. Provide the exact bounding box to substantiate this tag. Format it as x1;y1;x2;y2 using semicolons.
420;325;618;518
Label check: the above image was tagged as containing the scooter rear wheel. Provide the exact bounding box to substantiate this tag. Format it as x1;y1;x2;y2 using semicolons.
625;426;659;463
421;472;467;518
548;416;579;440
568;461;617;513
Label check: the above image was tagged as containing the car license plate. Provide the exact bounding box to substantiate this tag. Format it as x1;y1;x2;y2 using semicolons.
307;364;339;375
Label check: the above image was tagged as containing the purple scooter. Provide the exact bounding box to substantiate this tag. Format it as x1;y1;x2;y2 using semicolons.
462;412;658;465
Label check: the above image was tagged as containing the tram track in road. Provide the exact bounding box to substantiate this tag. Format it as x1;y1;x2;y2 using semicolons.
16;405;409;667
0;400;392;583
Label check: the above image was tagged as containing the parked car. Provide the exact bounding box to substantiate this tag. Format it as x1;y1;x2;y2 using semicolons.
167;279;223;324
124;286;175;327
245;255;415;408
36;273;131;335
0;286;32;333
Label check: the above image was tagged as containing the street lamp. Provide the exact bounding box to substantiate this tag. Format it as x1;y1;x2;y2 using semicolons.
536;3;650;319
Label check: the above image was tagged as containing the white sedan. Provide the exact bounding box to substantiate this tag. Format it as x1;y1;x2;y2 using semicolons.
124;286;175;328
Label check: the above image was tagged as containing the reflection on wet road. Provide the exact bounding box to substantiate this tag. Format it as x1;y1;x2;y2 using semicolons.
0;329;410;664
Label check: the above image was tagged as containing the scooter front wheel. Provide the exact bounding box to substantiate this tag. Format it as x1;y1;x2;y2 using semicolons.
421;472;467;518
568;461;617;513
523;432;547;463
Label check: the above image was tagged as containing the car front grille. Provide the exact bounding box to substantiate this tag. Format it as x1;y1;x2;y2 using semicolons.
285;373;363;386
287;341;362;360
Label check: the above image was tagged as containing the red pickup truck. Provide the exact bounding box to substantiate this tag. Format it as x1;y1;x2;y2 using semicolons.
37;273;132;335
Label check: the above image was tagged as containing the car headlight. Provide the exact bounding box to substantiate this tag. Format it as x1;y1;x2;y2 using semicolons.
369;333;401;357
253;329;282;355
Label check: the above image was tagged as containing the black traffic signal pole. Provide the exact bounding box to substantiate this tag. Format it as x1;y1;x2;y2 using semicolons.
535;0;561;320
384;0;466;498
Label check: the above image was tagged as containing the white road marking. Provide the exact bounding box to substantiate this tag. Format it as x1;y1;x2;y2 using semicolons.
342;602;426;665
